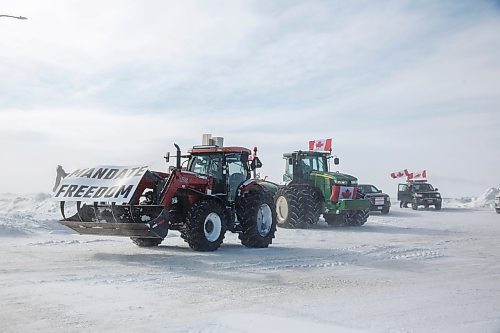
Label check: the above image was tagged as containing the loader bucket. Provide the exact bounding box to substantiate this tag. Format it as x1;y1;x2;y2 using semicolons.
54;165;169;239
59;202;169;238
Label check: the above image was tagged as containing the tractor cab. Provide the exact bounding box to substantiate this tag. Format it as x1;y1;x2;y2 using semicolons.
187;146;259;201
282;151;338;183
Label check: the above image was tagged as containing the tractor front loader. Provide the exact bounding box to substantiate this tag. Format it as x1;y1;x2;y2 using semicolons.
55;136;278;251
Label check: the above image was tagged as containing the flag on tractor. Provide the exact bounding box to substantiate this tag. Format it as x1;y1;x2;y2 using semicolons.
390;169;408;179
309;138;332;151
330;185;357;201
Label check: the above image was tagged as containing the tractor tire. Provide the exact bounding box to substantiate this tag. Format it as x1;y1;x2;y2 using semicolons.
344;209;370;226
275;185;320;229
496;209;500;214
345;191;370;226
181;199;226;251
411;200;418;210
131;237;163;247
435;203;442;210
304;186;325;226
236;188;277;248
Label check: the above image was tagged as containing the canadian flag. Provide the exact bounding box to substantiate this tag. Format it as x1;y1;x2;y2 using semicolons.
309;138;332;152
330;185;357;201
408;170;427;180
390;169;409;179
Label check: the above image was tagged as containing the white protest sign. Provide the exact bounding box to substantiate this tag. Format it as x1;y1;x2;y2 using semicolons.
53;165;149;203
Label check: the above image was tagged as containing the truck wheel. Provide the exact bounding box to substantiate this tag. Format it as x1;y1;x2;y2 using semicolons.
131;237;163;247
275;186;307;228
236;188;277;248
181;199;226;251
411;200;418;210
496;209;500;214
435;203;442;210
381;207;390;215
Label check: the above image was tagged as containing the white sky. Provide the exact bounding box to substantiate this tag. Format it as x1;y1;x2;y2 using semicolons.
1;0;499;197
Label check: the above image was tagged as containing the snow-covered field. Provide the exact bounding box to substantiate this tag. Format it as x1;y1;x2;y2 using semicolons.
1;192;499;332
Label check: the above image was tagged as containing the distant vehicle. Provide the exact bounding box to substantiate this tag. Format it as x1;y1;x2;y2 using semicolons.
358;184;391;214
495;192;500;214
398;180;442;210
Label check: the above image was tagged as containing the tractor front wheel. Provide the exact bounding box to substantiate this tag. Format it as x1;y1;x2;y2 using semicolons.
181;199;226;251
344;209;369;226
236;188;277;248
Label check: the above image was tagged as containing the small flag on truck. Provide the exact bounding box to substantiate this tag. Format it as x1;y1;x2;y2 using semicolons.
390;169;408;179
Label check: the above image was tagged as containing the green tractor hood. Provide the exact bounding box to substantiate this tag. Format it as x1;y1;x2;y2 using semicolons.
308;171;369;212
310;171;358;185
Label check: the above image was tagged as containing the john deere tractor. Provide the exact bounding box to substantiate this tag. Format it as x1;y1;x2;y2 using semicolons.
275;150;370;228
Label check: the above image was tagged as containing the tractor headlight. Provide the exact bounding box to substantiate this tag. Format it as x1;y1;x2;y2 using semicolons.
435;193;441;198
336;180;348;185
416;194;423;198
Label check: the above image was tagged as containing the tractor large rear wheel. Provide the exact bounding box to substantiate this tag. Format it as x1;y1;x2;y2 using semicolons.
236;188;277;248
275;186;302;228
308;187;324;226
275;185;321;228
181;199;226;251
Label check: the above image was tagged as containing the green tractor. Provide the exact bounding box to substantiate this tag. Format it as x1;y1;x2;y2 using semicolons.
275;150;371;228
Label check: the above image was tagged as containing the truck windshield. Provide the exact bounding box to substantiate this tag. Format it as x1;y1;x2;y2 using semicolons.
413;183;435;192
359;185;379;193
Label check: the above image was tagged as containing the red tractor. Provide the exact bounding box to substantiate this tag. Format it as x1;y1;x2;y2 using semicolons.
55;139;278;251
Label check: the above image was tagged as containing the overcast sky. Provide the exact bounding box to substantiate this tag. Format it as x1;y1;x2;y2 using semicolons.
1;0;499;197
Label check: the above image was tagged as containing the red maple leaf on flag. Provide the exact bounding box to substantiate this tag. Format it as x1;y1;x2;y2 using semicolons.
341;189;352;199
316;141;324;148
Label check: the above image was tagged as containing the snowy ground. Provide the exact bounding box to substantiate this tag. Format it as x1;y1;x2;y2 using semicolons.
1;194;500;332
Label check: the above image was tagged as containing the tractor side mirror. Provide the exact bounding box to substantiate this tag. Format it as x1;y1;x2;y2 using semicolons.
164;152;170;163
435;188;439;191
250;157;262;170
334;157;339;165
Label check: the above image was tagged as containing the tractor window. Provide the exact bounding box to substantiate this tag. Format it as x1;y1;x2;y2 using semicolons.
316;157;327;172
226;153;248;201
188;154;223;182
302;156;327;172
284;158;293;181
